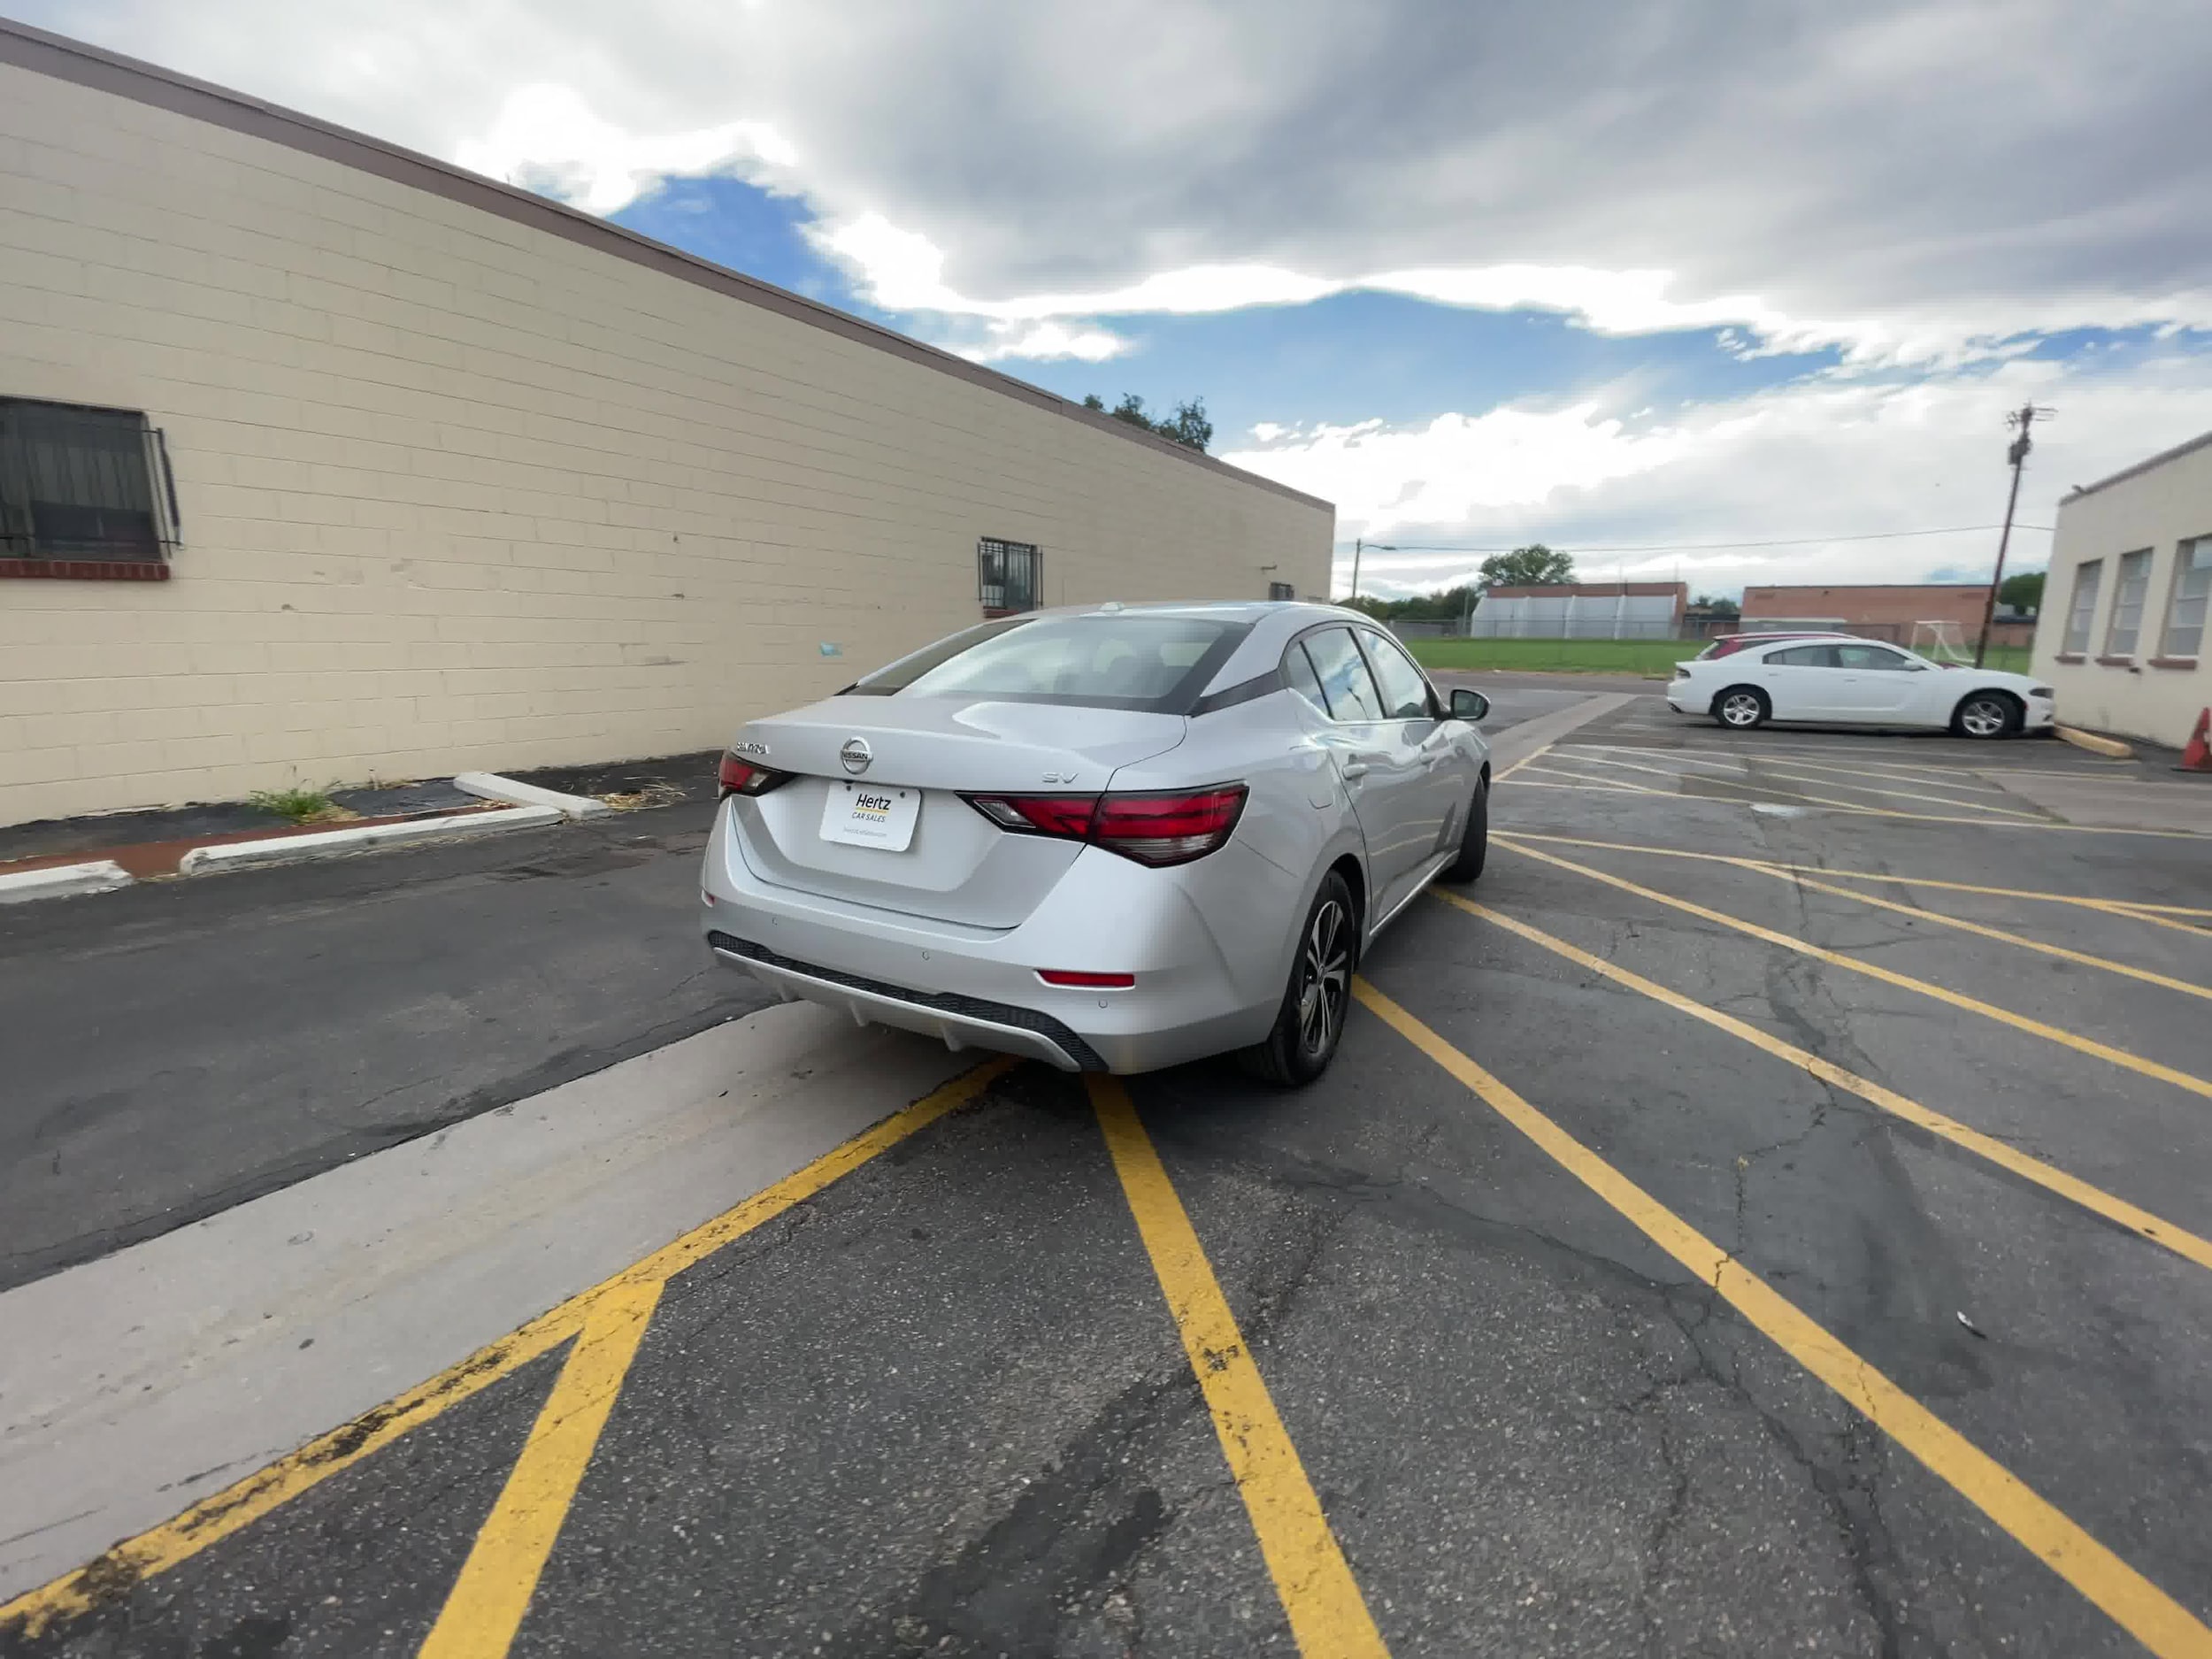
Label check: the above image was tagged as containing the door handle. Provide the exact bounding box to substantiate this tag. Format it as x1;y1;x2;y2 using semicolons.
1340;761;1371;780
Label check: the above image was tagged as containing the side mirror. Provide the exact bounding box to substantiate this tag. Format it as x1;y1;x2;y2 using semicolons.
1449;687;1490;722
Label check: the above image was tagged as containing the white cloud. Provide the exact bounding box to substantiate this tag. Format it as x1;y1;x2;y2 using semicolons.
25;0;2211;364
1219;356;2212;595
451;84;796;215
956;320;1132;364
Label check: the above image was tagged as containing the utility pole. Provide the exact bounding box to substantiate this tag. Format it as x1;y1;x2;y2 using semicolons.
1349;537;1363;605
1978;403;2051;667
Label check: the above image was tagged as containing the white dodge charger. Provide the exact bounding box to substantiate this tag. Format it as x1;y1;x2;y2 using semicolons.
1666;635;2057;738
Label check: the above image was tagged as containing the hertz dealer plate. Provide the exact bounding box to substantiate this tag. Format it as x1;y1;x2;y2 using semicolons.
820;780;920;851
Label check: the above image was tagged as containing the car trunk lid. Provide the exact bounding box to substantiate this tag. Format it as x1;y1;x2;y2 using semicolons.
725;695;1188;928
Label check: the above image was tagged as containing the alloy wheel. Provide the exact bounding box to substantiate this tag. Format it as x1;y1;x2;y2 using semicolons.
1961;698;2008;738
1721;693;1762;727
1295;898;1350;1057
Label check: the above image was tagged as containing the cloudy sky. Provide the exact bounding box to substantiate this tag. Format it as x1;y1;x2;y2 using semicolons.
14;0;2212;597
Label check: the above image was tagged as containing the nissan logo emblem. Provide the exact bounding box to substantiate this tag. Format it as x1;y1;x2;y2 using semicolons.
839;737;872;775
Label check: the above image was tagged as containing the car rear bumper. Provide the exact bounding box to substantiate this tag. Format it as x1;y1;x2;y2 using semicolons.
700;803;1291;1073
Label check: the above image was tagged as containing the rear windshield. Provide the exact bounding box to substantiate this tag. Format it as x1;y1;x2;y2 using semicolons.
843;614;1249;712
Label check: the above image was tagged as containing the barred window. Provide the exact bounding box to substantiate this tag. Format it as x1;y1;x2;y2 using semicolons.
1267;580;1295;600
0;397;180;568
978;537;1040;613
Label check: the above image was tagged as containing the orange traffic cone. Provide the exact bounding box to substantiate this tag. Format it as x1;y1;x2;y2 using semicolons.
2180;707;2212;773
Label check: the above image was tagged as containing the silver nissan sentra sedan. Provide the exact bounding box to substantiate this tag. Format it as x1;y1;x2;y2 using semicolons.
702;601;1491;1083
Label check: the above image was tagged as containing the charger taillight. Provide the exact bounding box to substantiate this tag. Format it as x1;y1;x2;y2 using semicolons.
718;752;794;798
964;783;1247;867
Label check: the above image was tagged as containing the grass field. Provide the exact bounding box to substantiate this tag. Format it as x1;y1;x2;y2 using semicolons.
1404;636;2035;677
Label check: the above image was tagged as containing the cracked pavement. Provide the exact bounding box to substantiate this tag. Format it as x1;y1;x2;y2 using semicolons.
4;696;2209;1655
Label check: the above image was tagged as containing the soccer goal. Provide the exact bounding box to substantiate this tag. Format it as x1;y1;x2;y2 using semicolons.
1909;619;1974;663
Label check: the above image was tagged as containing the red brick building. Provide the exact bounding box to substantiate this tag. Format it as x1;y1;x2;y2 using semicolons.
1739;584;2033;650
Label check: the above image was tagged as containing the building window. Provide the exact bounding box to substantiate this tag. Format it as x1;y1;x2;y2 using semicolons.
2061;559;2102;654
0;398;180;576
2103;549;2152;656
978;537;1040;614
1267;580;1295;601
2161;536;2210;659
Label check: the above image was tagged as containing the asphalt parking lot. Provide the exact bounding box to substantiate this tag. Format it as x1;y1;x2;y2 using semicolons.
4;687;2209;1657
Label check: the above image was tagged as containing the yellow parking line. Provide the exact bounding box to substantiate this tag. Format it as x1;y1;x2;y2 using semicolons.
1351;979;2212;1659
1090;1077;1390;1659
1755;866;2212;1002
1519;764;1650;792
1494;740;1553;781
1498;780;2211;840
1431;890;2212;1271
1492;837;2212;1102
1567;750;2047;819
1497;832;2212;921
419;1279;664;1659
1572;745;2017;795
0;1059;1016;1643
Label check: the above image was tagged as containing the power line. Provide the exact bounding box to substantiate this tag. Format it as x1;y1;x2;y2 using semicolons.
1340;524;2056;557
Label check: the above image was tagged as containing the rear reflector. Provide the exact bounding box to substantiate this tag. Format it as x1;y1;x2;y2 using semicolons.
964;783;1247;867
718;752;795;797
1037;969;1136;988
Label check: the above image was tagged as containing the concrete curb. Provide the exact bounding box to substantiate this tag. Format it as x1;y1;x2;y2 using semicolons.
454;771;611;819
2055;726;2135;760
177;805;565;876
0;860;134;905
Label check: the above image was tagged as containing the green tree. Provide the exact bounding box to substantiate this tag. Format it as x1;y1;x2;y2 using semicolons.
1082;392;1212;452
1478;543;1574;588
1694;594;1740;619
1998;571;2045;613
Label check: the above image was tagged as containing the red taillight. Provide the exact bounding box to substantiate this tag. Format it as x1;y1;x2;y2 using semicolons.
718;752;793;798
964;783;1247;868
966;794;1097;837
1037;970;1137;988
1093;786;1248;865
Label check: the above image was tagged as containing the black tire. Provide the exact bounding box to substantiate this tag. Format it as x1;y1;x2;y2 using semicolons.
1441;776;1488;884
1240;870;1356;1087
1712;685;1770;731
1952;690;2022;740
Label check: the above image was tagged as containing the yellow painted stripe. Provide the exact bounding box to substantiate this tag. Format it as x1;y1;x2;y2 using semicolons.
1493;740;1554;780
1493;836;2212;1102
1572;747;2018;796
1089;1077;1390;1659
1496;832;2212;919
1351;979;2212;1659
419;1279;664;1658
1563;750;2047;819
1432;889;2212;1272
1500;776;2210;839
1519;764;1648;792
1751;864;2212;1002
0;1058;1015;1642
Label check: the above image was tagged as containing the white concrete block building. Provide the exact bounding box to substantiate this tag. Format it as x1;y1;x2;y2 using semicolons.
2032;429;2210;747
0;20;1331;827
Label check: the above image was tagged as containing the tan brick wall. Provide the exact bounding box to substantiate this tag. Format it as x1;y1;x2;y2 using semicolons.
0;63;1332;826
2031;441;2211;746
1739;584;2032;648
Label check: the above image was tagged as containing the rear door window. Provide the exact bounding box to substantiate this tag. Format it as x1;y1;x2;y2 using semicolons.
1763;644;1840;667
1357;631;1437;718
1281;640;1331;714
1835;643;1916;671
1300;627;1386;721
